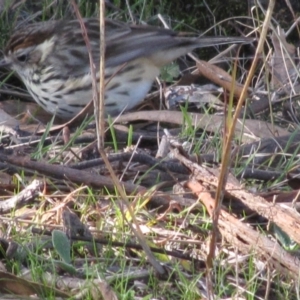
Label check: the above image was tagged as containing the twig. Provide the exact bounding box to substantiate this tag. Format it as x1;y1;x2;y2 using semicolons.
0;180;43;214
98;0;106;148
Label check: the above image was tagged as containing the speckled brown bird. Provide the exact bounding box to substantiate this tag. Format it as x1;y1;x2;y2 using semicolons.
1;18;249;119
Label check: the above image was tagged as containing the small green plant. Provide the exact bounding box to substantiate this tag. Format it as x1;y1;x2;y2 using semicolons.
52;230;76;274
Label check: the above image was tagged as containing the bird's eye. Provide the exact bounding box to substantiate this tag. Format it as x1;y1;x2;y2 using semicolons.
17;54;27;62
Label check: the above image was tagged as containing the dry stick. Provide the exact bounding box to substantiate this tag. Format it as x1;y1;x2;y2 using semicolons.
0;179;43;214
71;2;104;149
98;149;166;276
172;146;300;245
98;0;105;148
31;227;205;263
205;53;242;297
0;152;144;194
99;18;165;278
125;0;135;23
72;1;105;149
172;151;300;279
185;179;300;279
114;110;289;139
207;0;275;268
73;3;164;275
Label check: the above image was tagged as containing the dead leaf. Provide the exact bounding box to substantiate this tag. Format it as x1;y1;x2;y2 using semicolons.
270;26;297;90
0;271;69;297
